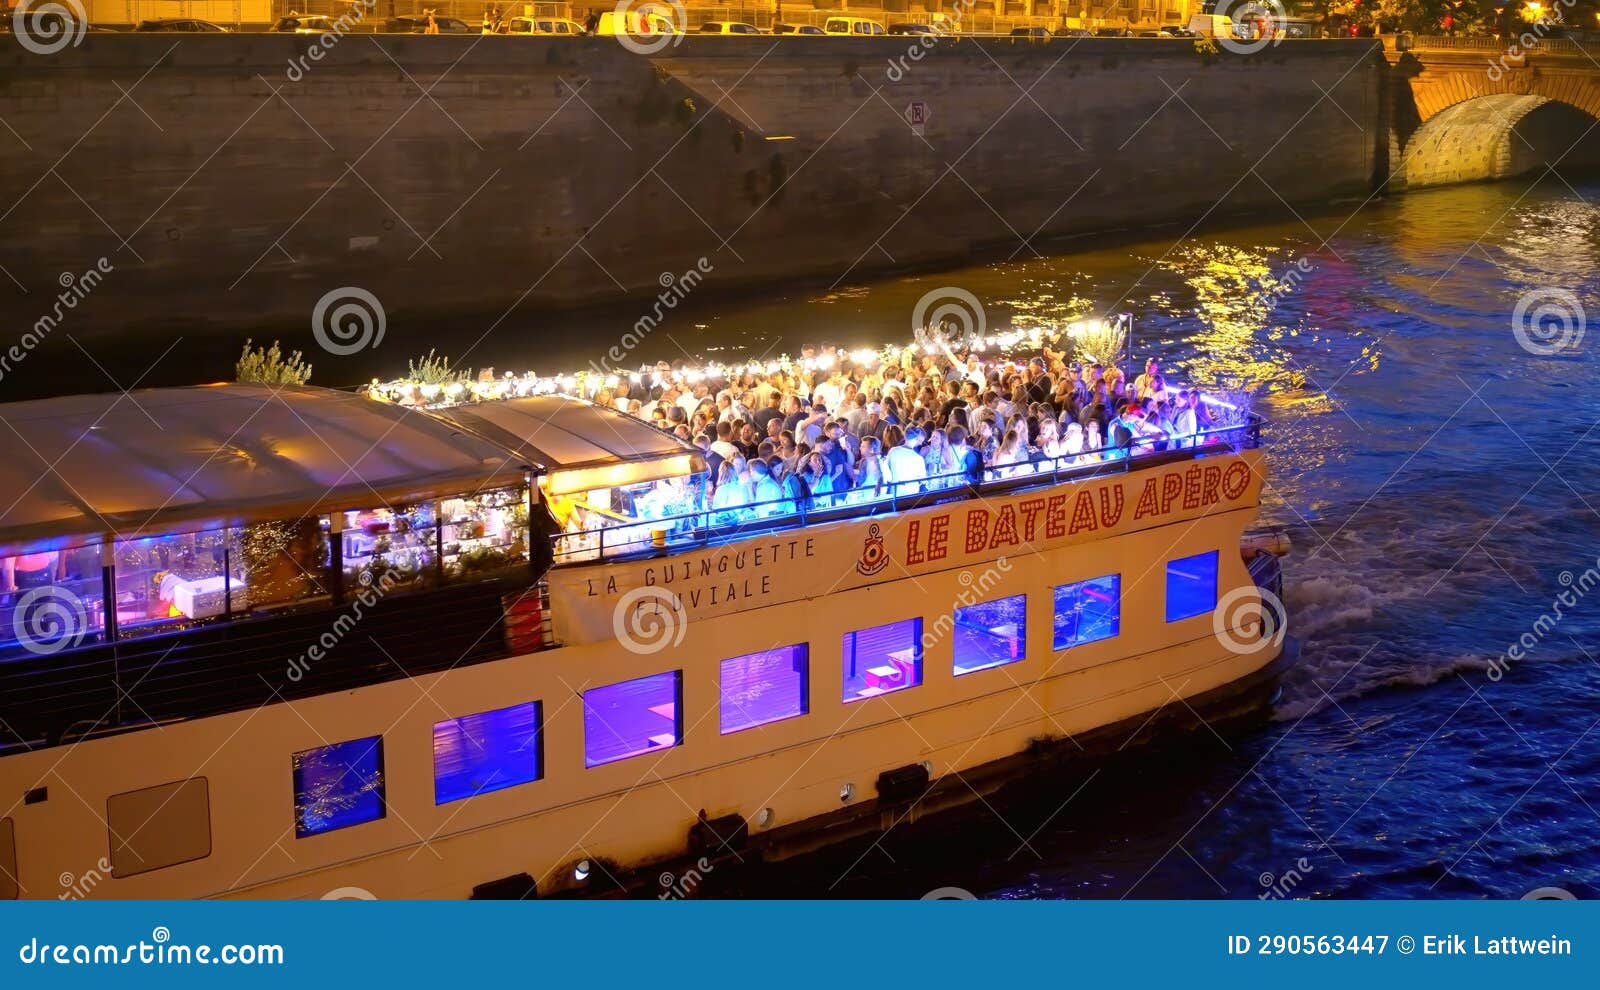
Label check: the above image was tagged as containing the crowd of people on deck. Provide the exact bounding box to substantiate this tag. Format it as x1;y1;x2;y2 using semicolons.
590;340;1233;523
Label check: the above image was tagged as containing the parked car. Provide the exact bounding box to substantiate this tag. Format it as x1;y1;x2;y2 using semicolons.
504;16;585;34
1010;26;1050;39
888;23;936;35
384;14;473;33
134;18;229;31
773;23;825;35
699;20;761;34
272;15;338;33
1055;27;1092;37
1159;25;1195;37
822;16;885;35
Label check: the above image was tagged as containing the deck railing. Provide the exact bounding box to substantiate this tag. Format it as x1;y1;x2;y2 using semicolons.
553;416;1263;564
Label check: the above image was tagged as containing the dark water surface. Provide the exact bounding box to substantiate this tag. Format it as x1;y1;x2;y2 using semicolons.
16;178;1600;899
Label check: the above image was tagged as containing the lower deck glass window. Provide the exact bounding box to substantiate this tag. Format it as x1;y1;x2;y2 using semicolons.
1166;550;1219;621
953;594;1027;675
720;644;809;733
584;671;681;767
433;701;543;804
1052;575;1120;651
293;736;385;837
843;618;922;702
0;546;106;659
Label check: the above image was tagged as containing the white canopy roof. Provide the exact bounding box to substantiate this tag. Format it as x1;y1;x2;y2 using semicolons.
432;395;703;496
0;384;522;556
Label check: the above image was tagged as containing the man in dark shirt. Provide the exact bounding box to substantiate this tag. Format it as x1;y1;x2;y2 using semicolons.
752;393;784;435
1024;357;1053;405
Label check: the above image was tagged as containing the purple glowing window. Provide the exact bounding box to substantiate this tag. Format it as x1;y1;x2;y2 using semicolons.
720;644;809;734
953;594;1027;675
584;671;682;767
292;736;384;837
1166;551;1219;622
432;701;543;805
842;618;922;702
1053;575;1120;651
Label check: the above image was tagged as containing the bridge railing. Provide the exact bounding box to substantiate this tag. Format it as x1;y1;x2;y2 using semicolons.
1405;34;1599;55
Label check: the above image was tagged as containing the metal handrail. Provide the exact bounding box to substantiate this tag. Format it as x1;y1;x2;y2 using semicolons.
552;414;1262;563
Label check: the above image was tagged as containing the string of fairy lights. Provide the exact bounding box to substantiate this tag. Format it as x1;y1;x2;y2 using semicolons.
363;317;1134;409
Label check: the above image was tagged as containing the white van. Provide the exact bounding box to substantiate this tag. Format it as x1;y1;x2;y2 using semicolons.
595;9;680;35
1185;13;1236;38
823;16;886;36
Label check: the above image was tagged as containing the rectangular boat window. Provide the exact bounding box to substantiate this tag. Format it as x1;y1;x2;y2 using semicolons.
340;503;436;592
228;520;330;613
584;671;681;767
953;594;1027;675
433;701;543;804
843;618;922;702
720;644;809;733
1166;550;1219;622
440;487;530;583
293;736;385;837
0;544;107;659
114;530;235;637
106;778;211;877
1052;575;1121;651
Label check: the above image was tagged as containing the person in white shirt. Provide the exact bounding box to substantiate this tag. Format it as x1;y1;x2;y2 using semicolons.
881;425;928;495
710;420;741;463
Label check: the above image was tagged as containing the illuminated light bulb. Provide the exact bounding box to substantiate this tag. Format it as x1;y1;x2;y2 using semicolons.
574;860;591;882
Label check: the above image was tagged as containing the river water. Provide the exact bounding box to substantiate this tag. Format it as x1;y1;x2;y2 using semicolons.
492;177;1598;900
21;176;1600;899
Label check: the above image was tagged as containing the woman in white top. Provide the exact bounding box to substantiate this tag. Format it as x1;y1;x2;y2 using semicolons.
711;460;752;525
922;427;960;486
1062;422;1086;466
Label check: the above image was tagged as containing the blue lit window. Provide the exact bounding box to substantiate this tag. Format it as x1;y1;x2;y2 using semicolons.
953;594;1027;675
433;701;543;804
1052;575;1120;651
584;671;681;767
293;736;384;837
720;644;809;734
1166;551;1219;622
843;618;922;702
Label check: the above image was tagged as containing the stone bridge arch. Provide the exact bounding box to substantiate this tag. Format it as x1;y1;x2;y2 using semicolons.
1389;50;1600;189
